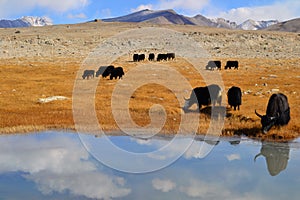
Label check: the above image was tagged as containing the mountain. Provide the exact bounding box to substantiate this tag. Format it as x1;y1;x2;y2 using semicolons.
103;9;197;25
0;16;52;28
103;9;231;27
102;9;279;30
265;18;300;33
103;9;237;28
211;18;238;29
238;19;279;30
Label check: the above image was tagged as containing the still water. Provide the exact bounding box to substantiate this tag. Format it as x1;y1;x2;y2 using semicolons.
0;131;299;199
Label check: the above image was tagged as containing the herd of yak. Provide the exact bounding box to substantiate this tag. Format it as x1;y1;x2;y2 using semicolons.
81;53;291;134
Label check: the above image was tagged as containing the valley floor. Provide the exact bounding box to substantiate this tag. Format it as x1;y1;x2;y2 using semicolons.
0;22;299;141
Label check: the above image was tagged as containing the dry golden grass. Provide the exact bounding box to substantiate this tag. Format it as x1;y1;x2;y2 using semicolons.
0;56;299;141
94;56;300;141
0;59;77;133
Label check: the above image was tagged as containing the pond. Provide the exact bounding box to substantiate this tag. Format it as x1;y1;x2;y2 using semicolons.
0;131;299;199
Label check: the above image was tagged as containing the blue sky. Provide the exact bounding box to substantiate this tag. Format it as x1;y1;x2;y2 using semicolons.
0;0;299;24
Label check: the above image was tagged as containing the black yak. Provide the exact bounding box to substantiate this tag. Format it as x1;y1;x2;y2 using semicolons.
227;86;242;110
255;93;290;133
183;84;222;112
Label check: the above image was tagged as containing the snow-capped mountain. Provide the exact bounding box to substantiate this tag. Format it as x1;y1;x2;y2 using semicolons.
211;18;238;29
103;9;197;25
102;9;279;31
238;19;279;30
22;16;52;26
0;16;52;28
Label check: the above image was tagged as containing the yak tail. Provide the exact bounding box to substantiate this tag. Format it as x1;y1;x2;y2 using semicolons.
255;110;263;118
254;153;262;162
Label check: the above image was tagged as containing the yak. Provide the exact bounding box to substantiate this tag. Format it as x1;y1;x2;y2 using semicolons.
255;93;290;133
133;54;139;62
206;60;221;70
254;142;290;176
133;54;145;62
96;66;108;77
82;70;95;79
102;65;114;78
183;84;222;113
225;61;239;70
110;67;124;80
138;54;145;61
157;53;167;61
227;86;242;110
166;53;175;60
148;53;155;61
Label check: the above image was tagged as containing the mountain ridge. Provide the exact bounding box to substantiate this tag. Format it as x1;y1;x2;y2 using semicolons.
1;10;299;32
265;18;300;32
102;9;285;31
0;16;52;28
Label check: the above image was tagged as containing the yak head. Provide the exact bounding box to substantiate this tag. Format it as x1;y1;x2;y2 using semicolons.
255;110;278;134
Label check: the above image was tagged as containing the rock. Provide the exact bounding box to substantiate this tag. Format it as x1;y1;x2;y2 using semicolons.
244;90;252;95
254;91;263;96
271;88;280;93
269;74;277;78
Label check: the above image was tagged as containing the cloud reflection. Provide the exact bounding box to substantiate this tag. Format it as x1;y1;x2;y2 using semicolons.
152;178;176;192
226;154;241;161
179;178;231;199
0;133;131;199
131;136;219;160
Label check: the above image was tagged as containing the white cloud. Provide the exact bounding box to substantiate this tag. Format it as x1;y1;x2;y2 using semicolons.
152;178;176;192
0;0;89;18
157;0;210;11
226;154;241;161
216;0;300;24
67;13;87;19
131;0;210;14
131;4;154;13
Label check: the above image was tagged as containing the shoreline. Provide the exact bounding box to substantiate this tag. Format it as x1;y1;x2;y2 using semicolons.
1;125;298;142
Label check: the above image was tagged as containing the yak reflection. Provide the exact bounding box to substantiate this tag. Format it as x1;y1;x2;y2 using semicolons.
254;142;290;176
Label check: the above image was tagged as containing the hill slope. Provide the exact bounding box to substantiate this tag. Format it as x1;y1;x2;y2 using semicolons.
266;18;300;32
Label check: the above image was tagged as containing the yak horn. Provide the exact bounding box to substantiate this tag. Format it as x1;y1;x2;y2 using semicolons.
255;110;263;118
254;153;262;162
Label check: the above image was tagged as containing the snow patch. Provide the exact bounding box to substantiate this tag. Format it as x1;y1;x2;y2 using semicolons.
38;96;69;103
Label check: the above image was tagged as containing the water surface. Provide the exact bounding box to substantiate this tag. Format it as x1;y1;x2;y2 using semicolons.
0;132;299;199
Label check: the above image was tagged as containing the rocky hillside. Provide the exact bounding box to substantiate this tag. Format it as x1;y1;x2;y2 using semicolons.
0;22;299;62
